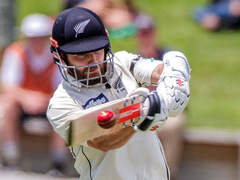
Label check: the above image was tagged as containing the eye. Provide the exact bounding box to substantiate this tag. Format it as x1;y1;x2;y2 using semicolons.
74;54;86;60
95;49;104;56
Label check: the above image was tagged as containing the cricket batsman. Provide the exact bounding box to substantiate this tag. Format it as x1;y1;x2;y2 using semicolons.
47;7;191;180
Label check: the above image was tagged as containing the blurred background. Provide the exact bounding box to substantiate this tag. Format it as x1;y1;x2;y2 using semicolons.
0;0;240;179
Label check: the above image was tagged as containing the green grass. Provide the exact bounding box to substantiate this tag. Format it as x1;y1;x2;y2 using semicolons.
17;0;240;130
16;0;62;25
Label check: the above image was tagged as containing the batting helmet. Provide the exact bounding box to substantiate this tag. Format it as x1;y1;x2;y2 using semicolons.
50;7;114;88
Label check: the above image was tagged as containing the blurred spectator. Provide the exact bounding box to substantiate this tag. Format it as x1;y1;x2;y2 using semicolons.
0;14;67;173
100;0;138;39
193;0;240;31
64;0;138;39
134;14;169;60
211;0;222;4
135;14;185;179
63;0;85;9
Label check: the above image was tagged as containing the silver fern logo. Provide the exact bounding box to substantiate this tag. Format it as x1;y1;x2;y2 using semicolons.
74;19;90;38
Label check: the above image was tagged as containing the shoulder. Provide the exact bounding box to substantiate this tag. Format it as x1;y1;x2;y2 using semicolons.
114;51;139;60
3;41;27;63
49;83;73;108
47;83;80;127
48;84;75;119
47;83;75;141
113;51;140;68
1;43;26;70
48;82;84;113
5;41;26;54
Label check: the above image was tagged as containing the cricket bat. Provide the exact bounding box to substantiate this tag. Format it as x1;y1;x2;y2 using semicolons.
67;94;145;147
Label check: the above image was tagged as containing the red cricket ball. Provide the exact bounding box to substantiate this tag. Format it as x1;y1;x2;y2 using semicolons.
97;110;116;129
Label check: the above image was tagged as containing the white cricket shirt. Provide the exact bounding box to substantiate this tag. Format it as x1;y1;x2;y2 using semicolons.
47;51;169;180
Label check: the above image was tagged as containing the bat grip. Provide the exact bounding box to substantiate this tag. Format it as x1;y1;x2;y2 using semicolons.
137;91;160;131
137;116;154;131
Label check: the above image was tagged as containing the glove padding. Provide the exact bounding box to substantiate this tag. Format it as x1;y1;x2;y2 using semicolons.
135;51;191;131
159;51;191;116
136;91;168;131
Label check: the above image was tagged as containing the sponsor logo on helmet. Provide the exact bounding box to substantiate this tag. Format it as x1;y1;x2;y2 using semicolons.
105;29;109;37
74;19;90;38
82;93;109;109
50;37;59;48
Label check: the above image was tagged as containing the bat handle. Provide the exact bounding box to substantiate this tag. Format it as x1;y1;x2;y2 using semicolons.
136;116;154;131
137;91;160;131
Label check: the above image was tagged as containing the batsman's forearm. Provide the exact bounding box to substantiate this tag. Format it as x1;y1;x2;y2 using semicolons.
87;126;135;152
150;64;164;84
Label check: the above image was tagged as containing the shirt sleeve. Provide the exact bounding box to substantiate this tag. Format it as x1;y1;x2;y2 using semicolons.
1;48;23;87
47;98;80;143
114;51;162;85
47;86;87;146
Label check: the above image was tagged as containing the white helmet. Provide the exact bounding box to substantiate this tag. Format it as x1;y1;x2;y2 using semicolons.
21;14;53;37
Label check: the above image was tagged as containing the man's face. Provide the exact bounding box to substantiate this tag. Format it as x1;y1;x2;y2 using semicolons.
66;49;105;85
137;28;155;47
29;36;49;54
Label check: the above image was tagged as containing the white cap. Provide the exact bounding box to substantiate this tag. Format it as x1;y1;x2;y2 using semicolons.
21;14;53;37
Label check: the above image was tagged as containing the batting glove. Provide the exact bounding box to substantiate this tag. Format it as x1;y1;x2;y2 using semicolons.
136;51;191;131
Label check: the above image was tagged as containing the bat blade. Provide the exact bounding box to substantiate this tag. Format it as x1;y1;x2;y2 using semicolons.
68;94;143;147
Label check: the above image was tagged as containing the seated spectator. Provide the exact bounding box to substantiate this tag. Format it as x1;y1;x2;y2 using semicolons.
64;0;138;39
193;0;240;31
0;14;67;173
135;14;169;61
211;0;222;4
63;0;85;9
101;0;137;39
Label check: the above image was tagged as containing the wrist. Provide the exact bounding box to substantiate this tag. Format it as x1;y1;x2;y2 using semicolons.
136;91;168;131
161;51;191;81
